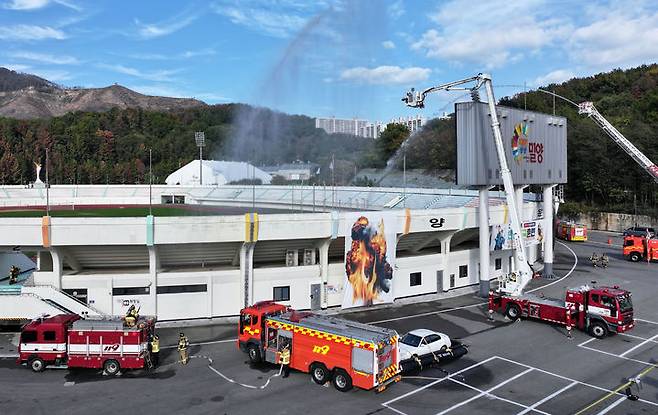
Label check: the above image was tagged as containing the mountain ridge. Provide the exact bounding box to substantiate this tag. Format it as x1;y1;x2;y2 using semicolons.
0;68;206;119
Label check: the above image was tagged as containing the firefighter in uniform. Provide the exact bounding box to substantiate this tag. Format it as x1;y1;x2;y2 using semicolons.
178;333;190;365
124;305;139;327
280;344;291;378
589;252;599;267
150;334;160;367
600;253;609;268
8;265;19;284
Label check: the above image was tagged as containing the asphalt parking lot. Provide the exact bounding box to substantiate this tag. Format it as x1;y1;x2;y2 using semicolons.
2;230;658;415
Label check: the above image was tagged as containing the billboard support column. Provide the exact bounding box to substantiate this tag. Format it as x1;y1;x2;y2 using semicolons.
478;187;490;297
319;238;331;309
543;185;555;278
513;185;526;272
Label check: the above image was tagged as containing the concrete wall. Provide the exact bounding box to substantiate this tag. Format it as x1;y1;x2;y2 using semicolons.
569;212;658;232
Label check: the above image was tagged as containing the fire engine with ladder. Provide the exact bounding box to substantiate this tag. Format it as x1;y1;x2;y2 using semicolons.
403;73;635;339
237;301;401;392
18;313;156;375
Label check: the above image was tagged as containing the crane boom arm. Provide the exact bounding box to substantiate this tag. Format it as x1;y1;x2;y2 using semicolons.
402;73;533;296
578;102;658;184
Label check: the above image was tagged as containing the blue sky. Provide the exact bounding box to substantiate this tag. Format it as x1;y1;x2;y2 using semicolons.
1;0;657;121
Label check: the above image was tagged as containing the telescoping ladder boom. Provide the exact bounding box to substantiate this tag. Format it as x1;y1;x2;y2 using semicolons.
578;102;658;184
402;73;533;296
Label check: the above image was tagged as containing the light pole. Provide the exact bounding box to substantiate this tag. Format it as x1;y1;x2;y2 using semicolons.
149;148;152;216
46;148;50;216
195;131;205;185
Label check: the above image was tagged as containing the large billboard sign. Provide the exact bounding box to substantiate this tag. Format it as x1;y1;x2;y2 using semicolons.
456;102;567;185
343;213;396;309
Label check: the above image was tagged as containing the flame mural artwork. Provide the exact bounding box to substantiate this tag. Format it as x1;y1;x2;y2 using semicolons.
343;213;396;309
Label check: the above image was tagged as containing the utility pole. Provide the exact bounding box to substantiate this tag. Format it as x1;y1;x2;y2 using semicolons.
46;148;50;216
149;148;153;216
195;131;205;185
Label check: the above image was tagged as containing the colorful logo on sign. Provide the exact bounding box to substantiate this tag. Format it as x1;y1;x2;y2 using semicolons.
312;345;330;355
511;123;529;164
512;123;544;164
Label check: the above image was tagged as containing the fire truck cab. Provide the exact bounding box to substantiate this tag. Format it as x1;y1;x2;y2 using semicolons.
623;235;658;262
238;301;401;392
18;314;156;375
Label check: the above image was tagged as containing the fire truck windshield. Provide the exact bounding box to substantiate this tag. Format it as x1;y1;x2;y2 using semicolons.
618;295;633;312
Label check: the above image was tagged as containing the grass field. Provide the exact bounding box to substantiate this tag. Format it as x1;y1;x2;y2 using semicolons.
0;206;223;217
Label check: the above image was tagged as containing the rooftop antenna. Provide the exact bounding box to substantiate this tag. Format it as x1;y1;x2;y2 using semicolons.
195;131;205;186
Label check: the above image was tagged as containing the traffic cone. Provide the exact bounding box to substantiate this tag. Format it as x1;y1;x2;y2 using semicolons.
608;238;612;245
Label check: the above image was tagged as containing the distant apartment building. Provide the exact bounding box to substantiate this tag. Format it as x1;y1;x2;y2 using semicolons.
315;114;427;139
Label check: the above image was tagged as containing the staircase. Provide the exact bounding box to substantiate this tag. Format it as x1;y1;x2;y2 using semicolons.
0;285;106;323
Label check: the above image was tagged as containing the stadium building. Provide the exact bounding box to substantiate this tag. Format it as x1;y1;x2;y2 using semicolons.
0;184;545;321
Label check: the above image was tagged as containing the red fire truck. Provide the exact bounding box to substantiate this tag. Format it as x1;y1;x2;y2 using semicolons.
489;285;634;338
18;314;156;375
237;301;401;392
623;235;658;262
557;222;588;242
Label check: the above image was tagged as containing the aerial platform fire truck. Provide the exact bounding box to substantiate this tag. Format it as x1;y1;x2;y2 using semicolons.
403;73;635;339
624;234;658;262
18;314;156;374
237;301;401;392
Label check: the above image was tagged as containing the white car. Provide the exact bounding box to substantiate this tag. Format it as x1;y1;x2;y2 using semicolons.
398;329;452;362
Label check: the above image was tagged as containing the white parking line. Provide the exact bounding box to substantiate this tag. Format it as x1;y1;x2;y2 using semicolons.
595;396;627;415
620;334;658;357
382;356;498;406
578;341;655;366
635;318;658;326
516;381;578;415
436;369;534;415
446;374;551;415
619;333;658;343
494;356;658;408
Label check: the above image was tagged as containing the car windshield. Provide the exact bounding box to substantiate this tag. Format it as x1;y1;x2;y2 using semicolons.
618;295;633;312
400;333;422;347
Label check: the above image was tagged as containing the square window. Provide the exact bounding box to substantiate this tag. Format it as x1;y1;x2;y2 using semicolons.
273;286;290;302
495;258;502;270
410;272;422;287
43;331;56;341
459;265;468;279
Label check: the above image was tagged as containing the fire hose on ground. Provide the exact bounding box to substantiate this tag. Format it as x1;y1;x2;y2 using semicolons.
194;355;284;390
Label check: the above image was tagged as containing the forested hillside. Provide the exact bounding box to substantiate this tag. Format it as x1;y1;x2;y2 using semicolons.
0;104;371;185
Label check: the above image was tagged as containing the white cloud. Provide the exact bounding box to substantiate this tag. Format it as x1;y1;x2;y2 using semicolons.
412;0;569;69
533;69;575;86
9;51;79;65
382;40;395;49
125;48;216;61
3;0;80;11
135;12;198;39
212;4;308;38
0;63;31;71
0;25;66;41
387;0;405;19
568;10;658;69
340;66;431;85
29;68;71;81
129;84;228;102
97;64;180;82
3;0;48;9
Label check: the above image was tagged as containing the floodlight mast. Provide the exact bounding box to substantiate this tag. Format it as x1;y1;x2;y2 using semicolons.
403;73;533;296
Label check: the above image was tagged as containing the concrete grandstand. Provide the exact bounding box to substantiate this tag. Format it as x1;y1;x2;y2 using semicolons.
0;184;544;321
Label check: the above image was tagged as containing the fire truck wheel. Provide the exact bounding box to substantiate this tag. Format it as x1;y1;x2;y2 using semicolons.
29;357;45;372
589;321;608;339
104;359;121;376
630;252;641;262
332;369;353;392
310;363;330;384
247;344;261;364
505;304;521;320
